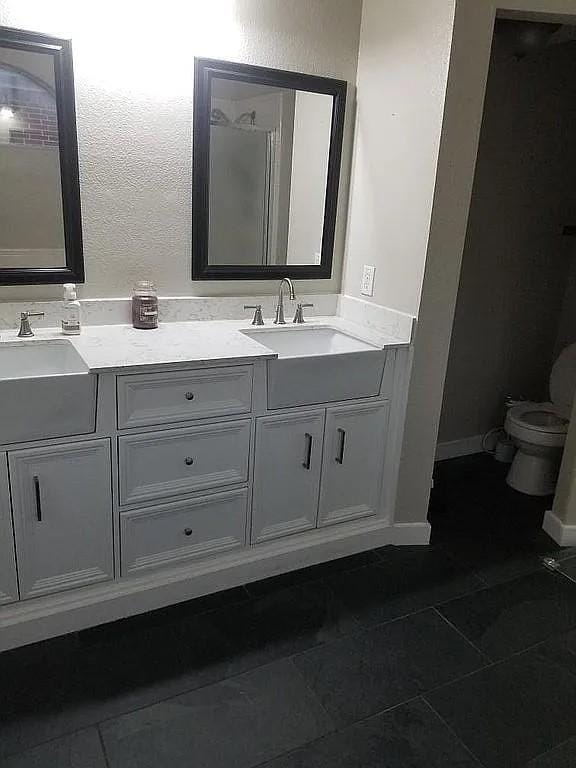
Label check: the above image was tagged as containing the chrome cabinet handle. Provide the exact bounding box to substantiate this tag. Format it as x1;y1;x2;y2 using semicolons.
302;433;313;470
335;428;346;464
185;392;195;401
33;475;42;522
185;457;194;466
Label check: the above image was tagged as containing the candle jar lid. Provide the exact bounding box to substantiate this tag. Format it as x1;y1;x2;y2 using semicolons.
133;280;157;296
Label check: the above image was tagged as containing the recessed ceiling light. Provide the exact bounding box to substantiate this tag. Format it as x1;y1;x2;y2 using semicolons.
0;107;14;120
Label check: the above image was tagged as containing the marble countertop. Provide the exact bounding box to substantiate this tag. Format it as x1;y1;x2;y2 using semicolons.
0;316;410;374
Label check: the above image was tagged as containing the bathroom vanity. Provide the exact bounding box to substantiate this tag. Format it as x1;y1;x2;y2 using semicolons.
0;317;414;650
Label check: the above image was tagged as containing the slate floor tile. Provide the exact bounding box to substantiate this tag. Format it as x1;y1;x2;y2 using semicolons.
0;611;240;758
0;728;106;768
99;658;334;768
207;579;359;669
438;571;576;661
257;698;481;768
557;555;576;583
524;736;576;767
426;648;576;768
244;551;378;597
533;628;576;676
326;546;485;627
293;608;486;727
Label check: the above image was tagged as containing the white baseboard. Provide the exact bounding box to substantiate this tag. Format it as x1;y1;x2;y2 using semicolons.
435;435;484;461
389;522;431;545
543;510;576;547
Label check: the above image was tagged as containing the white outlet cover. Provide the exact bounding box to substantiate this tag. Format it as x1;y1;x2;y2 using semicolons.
361;265;376;296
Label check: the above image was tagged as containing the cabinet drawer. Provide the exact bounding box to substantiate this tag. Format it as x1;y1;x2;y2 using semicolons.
118;420;251;505
120;488;247;575
117;366;253;429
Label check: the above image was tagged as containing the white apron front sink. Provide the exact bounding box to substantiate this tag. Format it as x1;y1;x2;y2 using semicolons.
0;340;96;445
242;326;387;408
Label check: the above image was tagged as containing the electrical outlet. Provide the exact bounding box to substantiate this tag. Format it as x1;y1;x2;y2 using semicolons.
360;265;375;296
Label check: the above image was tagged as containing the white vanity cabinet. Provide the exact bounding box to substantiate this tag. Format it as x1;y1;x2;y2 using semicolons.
0;454;18;605
9;440;113;599
252;400;390;543
252;411;326;543
0;338;411;653
318;401;390;526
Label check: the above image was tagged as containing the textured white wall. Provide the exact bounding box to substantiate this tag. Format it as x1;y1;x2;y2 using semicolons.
342;0;455;316
0;0;362;301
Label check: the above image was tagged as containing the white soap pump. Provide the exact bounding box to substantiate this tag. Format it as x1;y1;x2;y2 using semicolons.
61;283;81;335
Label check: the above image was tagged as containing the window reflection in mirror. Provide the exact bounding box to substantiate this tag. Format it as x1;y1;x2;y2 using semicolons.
209;78;333;268
0;27;82;286
0;49;65;269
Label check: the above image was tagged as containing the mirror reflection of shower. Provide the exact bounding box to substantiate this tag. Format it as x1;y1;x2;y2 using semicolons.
208;77;332;267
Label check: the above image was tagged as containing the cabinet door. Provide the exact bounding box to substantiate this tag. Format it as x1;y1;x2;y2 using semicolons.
252;411;325;543
0;453;18;605
319;401;389;527
9;440;113;599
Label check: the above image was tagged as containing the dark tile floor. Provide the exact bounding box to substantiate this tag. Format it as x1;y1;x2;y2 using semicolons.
2;453;576;767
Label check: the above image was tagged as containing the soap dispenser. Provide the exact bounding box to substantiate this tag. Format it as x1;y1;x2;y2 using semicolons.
61;283;81;335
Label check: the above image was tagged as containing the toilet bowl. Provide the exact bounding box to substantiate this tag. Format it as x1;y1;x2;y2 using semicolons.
504;343;576;496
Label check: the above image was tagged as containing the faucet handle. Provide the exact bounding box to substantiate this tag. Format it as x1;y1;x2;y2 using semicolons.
293;303;314;324
244;305;264;326
18;311;45;337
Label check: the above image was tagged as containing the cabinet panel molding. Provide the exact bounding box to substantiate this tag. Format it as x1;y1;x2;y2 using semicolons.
117;366;253;429
0;453;18;604
119;420;251;506
9;439;113;599
121;488;247;575
252;411;325;543
319;401;390;526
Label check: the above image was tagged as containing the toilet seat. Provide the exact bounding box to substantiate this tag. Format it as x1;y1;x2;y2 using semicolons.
506;403;568;445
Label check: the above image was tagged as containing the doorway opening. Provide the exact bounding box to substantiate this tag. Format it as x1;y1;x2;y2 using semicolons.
430;17;576;565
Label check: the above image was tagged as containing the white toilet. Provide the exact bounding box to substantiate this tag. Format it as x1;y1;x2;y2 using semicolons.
505;343;576;496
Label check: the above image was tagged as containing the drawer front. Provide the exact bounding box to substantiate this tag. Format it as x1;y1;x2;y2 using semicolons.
117;366;253;429
121;488;247;576
118;420;251;505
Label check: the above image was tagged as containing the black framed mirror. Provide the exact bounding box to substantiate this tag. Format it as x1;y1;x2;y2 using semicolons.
0;26;83;285
192;58;346;281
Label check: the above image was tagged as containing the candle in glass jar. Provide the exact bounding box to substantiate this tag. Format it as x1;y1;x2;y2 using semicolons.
132;280;158;329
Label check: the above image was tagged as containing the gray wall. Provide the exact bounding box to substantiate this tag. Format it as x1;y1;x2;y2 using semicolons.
438;36;576;444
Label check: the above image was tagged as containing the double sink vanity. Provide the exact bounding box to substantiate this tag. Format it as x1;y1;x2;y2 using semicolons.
0;29;415;649
0;312;411;650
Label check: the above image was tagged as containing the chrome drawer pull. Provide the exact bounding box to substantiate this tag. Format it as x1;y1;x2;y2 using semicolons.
185;392;195;401
184;457;194;466
302;433;313;470
184;527;193;536
336;428;346;464
33;475;42;522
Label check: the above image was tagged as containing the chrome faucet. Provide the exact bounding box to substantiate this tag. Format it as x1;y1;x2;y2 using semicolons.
274;278;296;325
18;311;45;337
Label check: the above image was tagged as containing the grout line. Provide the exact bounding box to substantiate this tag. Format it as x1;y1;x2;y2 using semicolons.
247;696;425;768
525;733;576;766
96;725;111;768
419;697;487;768
5;551;573;762
432;606;492;665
